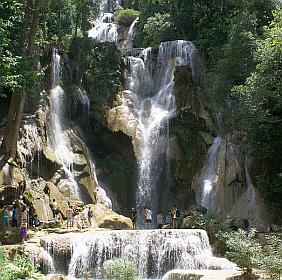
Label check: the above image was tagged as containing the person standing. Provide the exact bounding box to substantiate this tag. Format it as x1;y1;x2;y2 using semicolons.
12;204;18;227
157;211;164;229
131;207;137;229
3;206;9;228
66;205;74;229
20;222;28;243
51;199;57;220
144;207;152;229
165;210;173;228
87;206;93;226
172;205;180;229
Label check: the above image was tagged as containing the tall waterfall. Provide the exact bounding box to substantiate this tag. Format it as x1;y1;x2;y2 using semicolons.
41;229;236;279
49;49;79;196
88;0;118;42
123;41;198;222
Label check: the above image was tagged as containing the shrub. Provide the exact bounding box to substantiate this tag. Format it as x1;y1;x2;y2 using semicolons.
103;258;139;280
0;247;44;280
219;229;262;275
260;235;282;279
143;13;176;46
116;9;140;27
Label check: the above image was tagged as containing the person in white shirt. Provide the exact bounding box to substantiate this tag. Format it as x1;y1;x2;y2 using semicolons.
144;207;152;229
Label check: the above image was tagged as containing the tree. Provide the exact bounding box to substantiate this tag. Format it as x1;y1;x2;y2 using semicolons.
1;0;42;161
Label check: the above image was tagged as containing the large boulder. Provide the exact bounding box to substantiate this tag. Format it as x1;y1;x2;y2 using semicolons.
87;203;132;230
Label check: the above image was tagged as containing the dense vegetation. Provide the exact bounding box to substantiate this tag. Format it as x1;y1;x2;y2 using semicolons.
0;247;44;280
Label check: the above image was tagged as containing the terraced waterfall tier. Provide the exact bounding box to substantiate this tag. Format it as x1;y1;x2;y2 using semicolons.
36;229;236;279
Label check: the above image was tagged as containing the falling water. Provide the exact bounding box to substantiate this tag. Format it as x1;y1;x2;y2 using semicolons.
122;17;139;49
88;0;118;42
200;137;221;210
124;41;198;221
39;229;236;279
49;49;79;196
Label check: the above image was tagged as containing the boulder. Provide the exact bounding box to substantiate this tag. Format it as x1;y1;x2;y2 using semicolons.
229;218;249;231
47;182;69;217
24;188;52;221
89;203;132;230
163;270;241;280
188;205;207;214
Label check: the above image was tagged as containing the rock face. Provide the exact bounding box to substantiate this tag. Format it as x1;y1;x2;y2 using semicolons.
192;136;270;230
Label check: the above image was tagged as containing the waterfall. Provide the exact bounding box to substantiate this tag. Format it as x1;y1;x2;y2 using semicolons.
49;49;79;196
40;229;235;279
88;0;118;42
123;41;198;223
122;16;139;49
200;137;221;210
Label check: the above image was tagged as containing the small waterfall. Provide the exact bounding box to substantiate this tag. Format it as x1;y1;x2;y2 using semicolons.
123;41;198;222
49;49;79;196
122;17;139;49
200;137;221;210
39;229;235;279
89;0;118;42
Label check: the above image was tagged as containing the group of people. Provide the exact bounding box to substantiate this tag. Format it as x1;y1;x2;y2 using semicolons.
131;205;180;230
3;202;41;243
51;199;94;229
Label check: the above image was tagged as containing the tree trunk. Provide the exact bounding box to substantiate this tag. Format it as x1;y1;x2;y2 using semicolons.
1;0;42;161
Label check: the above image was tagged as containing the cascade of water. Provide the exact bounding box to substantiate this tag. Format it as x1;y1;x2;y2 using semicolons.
49;49;79;196
200;137;221;210
89;0;118;42
89;159;112;208
62;229;235;279
123;41;198;223
122;17;139;49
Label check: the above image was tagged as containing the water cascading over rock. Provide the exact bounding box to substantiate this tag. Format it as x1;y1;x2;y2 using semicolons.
108;41;199;221
192;136;270;230
49;49;80;197
88;0;118;42
39;229;236;279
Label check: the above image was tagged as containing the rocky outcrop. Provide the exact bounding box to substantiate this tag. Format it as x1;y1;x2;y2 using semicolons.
107;91;141;158
192;136;270;230
163;270;241;280
86;203;133;229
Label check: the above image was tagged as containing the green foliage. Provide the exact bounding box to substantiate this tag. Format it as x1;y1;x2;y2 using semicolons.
104;258;139;280
143;13;175;46
260;235;282;279
181;212;228;251
0;247;44;280
219;229;263;274
116;9;140;27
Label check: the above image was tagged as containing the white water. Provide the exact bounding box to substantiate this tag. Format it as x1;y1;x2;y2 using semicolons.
40;229;236;279
200;137;221;210
49;49;79;196
88;0;118;42
123;41;198;220
122;16;139;49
